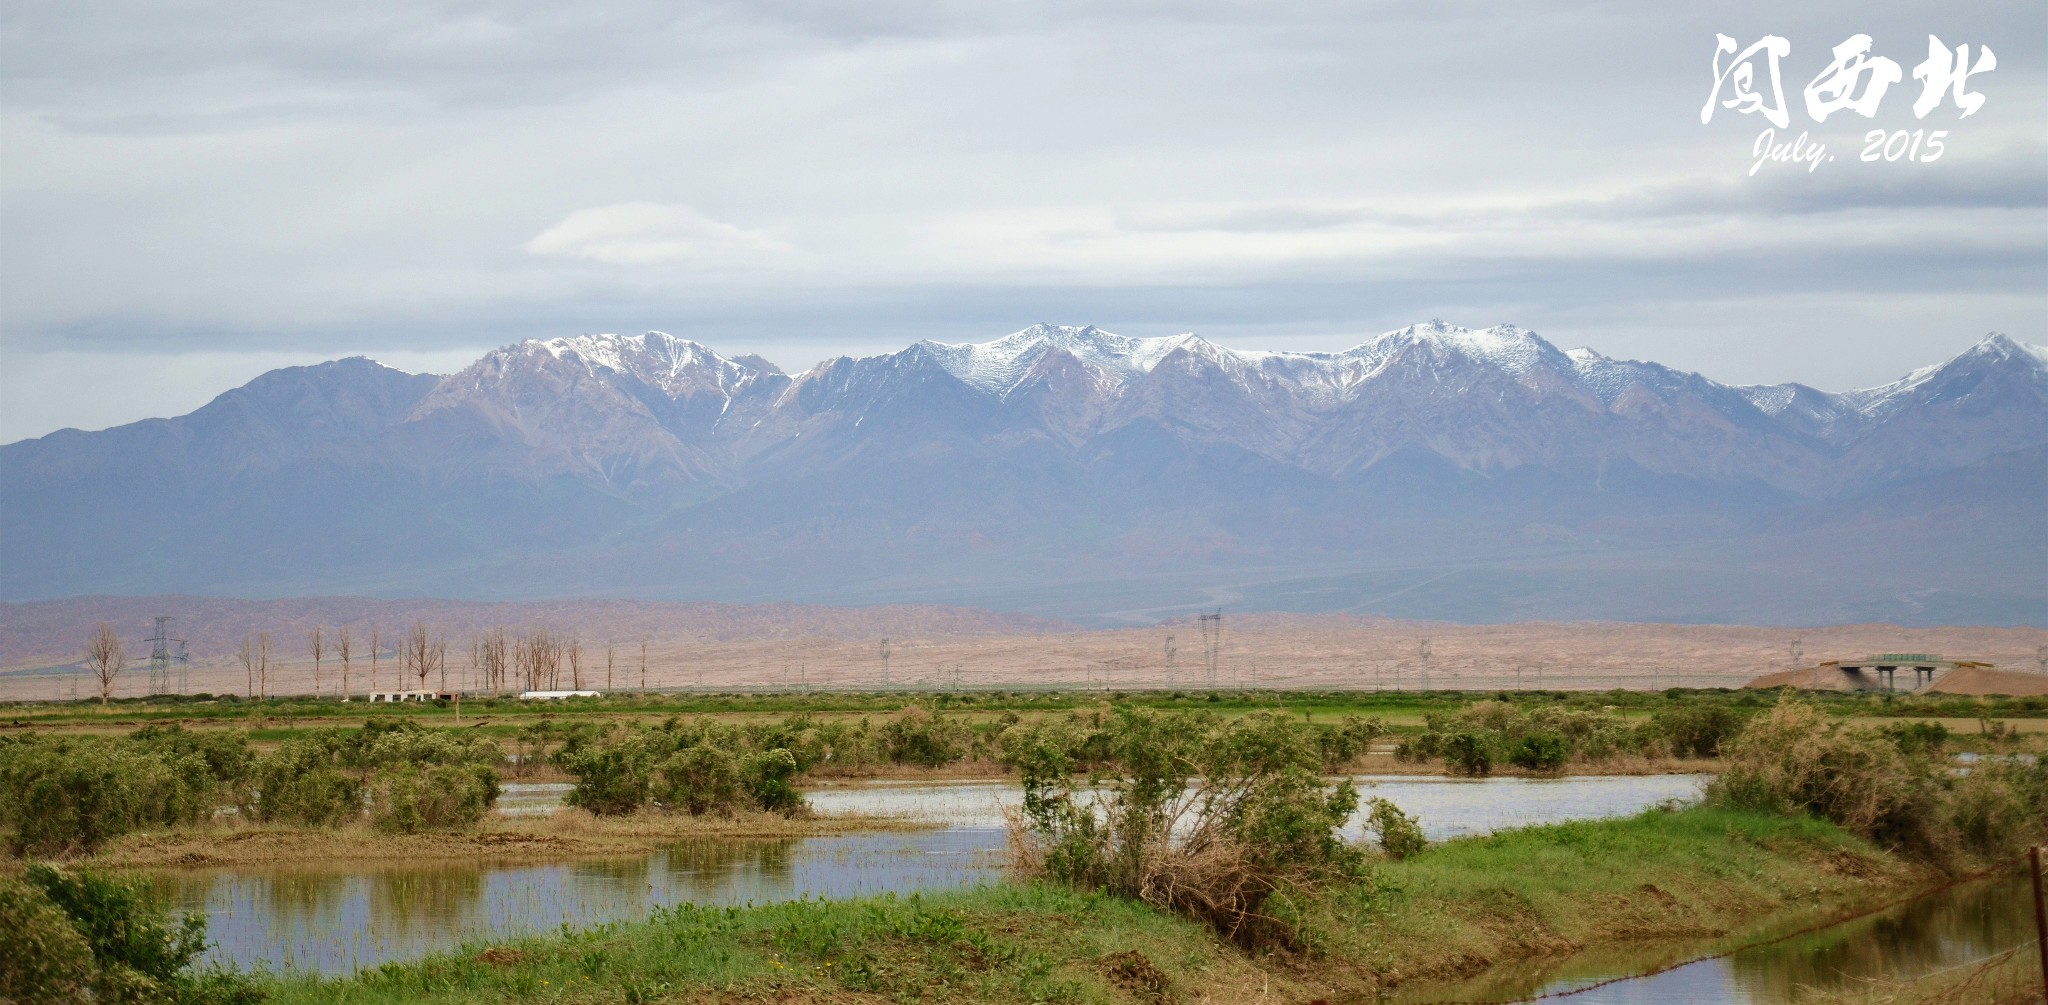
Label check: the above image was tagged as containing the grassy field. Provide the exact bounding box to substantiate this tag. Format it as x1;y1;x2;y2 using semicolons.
250;807;1930;1004
11;688;2042;1004
8;686;2044;732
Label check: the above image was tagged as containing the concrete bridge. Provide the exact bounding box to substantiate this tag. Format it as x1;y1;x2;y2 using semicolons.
1816;655;1986;692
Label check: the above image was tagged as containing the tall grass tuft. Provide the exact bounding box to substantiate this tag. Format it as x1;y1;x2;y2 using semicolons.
1707;697;2046;864
1008;709;1364;950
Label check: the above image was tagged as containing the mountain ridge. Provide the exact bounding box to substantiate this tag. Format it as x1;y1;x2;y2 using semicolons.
4;323;2042;625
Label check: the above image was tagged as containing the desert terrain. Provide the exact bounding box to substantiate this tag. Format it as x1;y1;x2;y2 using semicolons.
3;597;2042;700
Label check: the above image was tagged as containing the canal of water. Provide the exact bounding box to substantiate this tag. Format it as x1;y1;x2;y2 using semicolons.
148;774;1709;974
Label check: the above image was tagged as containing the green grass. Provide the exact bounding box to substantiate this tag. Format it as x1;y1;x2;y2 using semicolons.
13;686;2041;732
256;806;1919;1004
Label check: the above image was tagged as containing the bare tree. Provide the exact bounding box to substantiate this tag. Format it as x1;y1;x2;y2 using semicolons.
481;628;507;695
512;627;566;692
368;625;382;695
84;622;125;705
434;634;449;694
309;626;325;699
533;629;562;690
258;632;274;699
605;641;615;691
238;634;257;698
512;630;536;691
337;626;353;699
405;621;432;693
567;635;585;690
639;637;648;693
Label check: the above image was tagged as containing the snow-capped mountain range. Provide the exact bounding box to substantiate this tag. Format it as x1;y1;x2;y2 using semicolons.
4;323;2043;625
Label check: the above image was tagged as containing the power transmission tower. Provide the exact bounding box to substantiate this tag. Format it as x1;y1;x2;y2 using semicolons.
1198;611;1222;688
1419;638;1432;692
880;638;891;689
1790;638;1804;669
1163;635;1176;689
144;617;188;696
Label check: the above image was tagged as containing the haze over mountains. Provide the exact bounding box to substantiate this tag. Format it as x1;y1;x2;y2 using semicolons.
4;323;2043;626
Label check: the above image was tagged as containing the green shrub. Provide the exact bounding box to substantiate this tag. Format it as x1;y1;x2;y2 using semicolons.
744;748;804;815
1317;716;1387;770
369;764;497;833
0;738;218;855
1397;700;1661;771
655;744;743;816
561;733;656;815
997;713;1109;774
812;717;884;773
880;705;968;767
1653;701;1743;758
20;864;263;1004
0;874;92;1004
245;741;361;826
1947;760;2047;856
1364;797;1427;860
1708;699;1943;856
354;725;501;772
1880;721;1949;756
746;716;828;773
1507;732;1570;773
1014;709;1362;949
128;726;255;785
1440;731;1494;777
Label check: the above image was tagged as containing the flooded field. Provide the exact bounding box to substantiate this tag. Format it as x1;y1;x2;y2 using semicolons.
804;773;1712;842
148;829;1002;974
147;773;1710;974
1393;869;2039;1004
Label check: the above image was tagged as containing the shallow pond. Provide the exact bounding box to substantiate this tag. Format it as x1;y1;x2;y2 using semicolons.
803;773;1712;842
150;830;1001;975
153;773;1707;975
1391;869;2039;1004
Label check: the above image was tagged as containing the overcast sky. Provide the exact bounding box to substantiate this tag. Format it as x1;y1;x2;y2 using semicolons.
2;1;2042;442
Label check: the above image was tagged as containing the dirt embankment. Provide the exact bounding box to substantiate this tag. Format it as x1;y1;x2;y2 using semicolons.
1747;663;2048;696
15;811;926;871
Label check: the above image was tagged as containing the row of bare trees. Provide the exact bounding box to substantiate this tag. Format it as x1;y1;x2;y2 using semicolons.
80;620;653;702
466;629;650;693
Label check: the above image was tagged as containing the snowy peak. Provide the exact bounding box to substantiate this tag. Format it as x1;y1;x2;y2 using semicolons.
530;331;771;399
1956;332;2048;373
1826;333;2048;421
917;323;1229;395
1339;322;1566;380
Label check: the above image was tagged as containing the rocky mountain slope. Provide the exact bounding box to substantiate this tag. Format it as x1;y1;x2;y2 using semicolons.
4;324;2042;625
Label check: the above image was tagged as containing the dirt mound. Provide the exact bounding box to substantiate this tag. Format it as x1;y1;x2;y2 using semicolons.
1744;665;1861;691
1745;663;2048;696
1922;665;2048;696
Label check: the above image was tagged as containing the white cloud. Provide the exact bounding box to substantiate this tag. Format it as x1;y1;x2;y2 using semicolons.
523;203;789;265
0;2;2040;438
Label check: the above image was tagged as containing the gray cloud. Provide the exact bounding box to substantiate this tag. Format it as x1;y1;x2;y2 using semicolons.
1;0;2042;440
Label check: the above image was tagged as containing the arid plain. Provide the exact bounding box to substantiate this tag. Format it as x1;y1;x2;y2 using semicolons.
3;597;2043;700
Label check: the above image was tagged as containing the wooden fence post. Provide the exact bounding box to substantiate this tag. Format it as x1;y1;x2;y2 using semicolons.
2031;845;2047;1004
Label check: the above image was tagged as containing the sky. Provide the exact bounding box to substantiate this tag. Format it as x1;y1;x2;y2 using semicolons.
2;1;2043;442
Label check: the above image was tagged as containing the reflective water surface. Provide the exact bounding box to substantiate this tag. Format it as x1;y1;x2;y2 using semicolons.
144;773;1740;978
803;773;1712;841
1392;871;2038;1004
150;829;1001;974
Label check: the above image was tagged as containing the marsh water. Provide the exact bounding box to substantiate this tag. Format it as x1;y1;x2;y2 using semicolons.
1391;870;2039;1004
148;774;1707;974
147;773;2040;999
147;829;1002;974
